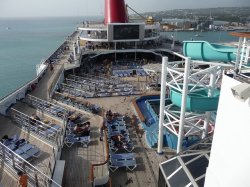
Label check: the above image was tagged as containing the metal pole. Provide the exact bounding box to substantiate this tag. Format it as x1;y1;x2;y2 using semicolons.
234;37;243;74
157;57;168;154
176;57;190;153
115;42;117;62
202;67;216;139
135;42;137;61
239;37;247;72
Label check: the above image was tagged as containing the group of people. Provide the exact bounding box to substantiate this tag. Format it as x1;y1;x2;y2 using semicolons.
106;110;120;122
111;134;127;148
73;121;90;137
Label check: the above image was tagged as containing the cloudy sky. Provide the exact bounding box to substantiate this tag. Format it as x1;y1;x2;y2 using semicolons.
0;0;249;18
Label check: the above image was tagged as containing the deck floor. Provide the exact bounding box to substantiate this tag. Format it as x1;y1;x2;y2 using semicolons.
60;114;107;187
77;96;176;187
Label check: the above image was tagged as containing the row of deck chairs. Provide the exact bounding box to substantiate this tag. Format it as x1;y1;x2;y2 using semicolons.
109;153;137;172
66;75;141;97
106;116;137;172
55;94;101;115
1;135;41;161
113;70;147;77
64;113;91;148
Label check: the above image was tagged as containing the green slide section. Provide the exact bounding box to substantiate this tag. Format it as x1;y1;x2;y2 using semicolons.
170;85;220;113
183;41;237;62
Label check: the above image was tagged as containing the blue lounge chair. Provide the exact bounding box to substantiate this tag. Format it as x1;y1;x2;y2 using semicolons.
109;157;137;172
109;140;134;153
46;124;61;137
110;153;135;160
15;143;40;160
64;134;90;148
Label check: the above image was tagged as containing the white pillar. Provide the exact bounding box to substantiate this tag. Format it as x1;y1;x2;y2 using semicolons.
239;37;247;72
157;57;168;154
202;67;216;139
234;37;243;74
177;57;190;153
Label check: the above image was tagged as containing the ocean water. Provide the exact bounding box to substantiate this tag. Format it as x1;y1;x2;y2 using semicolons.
0;17;239;100
0;16;99;100
161;30;239;43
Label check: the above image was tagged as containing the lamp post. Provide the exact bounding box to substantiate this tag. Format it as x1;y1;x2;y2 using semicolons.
171;34;174;49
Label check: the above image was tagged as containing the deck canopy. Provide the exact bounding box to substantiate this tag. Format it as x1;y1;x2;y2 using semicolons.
159;136;212;187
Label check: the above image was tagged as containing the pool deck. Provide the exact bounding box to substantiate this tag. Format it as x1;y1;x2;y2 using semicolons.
0;31;178;187
82;95;176;187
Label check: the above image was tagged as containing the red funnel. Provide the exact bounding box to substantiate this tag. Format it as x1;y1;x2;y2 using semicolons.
104;0;128;24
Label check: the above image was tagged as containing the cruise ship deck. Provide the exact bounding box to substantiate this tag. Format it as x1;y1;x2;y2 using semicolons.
0;27;175;187
0;0;249;186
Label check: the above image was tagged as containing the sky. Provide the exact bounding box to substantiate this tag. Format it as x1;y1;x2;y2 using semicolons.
0;0;249;18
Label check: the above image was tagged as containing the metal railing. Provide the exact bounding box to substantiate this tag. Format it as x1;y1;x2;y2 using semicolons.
10;108;63;147
26;94;69;122
0;142;61;187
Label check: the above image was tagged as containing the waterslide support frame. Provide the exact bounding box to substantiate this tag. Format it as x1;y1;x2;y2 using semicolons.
158;57;222;151
239;37;247;71
234;37;243;74
202;67;216;139
157;57;168;154
176;57;190;153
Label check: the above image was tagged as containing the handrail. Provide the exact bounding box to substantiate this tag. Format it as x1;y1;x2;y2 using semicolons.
11;108;62;146
26;94;69;119
89;127;109;186
0;141;61;187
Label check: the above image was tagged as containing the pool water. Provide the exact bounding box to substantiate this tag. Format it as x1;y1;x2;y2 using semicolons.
135;95;200;149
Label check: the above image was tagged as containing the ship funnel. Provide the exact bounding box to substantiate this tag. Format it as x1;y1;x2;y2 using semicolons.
104;0;128;24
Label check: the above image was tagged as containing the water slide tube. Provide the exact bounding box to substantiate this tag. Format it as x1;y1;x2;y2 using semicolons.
183;41;237;62
170;85;220;113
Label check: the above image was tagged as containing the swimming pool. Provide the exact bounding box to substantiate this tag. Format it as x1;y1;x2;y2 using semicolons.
134;95;200;149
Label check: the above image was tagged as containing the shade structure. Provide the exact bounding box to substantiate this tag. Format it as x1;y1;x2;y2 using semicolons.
159;136;212;187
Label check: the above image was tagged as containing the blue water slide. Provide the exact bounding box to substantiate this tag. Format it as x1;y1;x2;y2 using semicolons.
183;41;237;62
170;85;220;113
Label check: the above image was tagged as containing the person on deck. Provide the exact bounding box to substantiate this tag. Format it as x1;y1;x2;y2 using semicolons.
17;171;28;187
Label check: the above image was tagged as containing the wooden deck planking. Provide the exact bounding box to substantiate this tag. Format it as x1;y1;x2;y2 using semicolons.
61;114;108;187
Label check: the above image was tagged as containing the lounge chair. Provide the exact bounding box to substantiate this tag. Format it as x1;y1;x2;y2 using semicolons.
6;138;26;151
110;153;135;160
109;140;134;153
14;143;40;160
107;133;130;143
109;157;137;172
64;134;90;148
107;127;128;135
46;124;61;137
